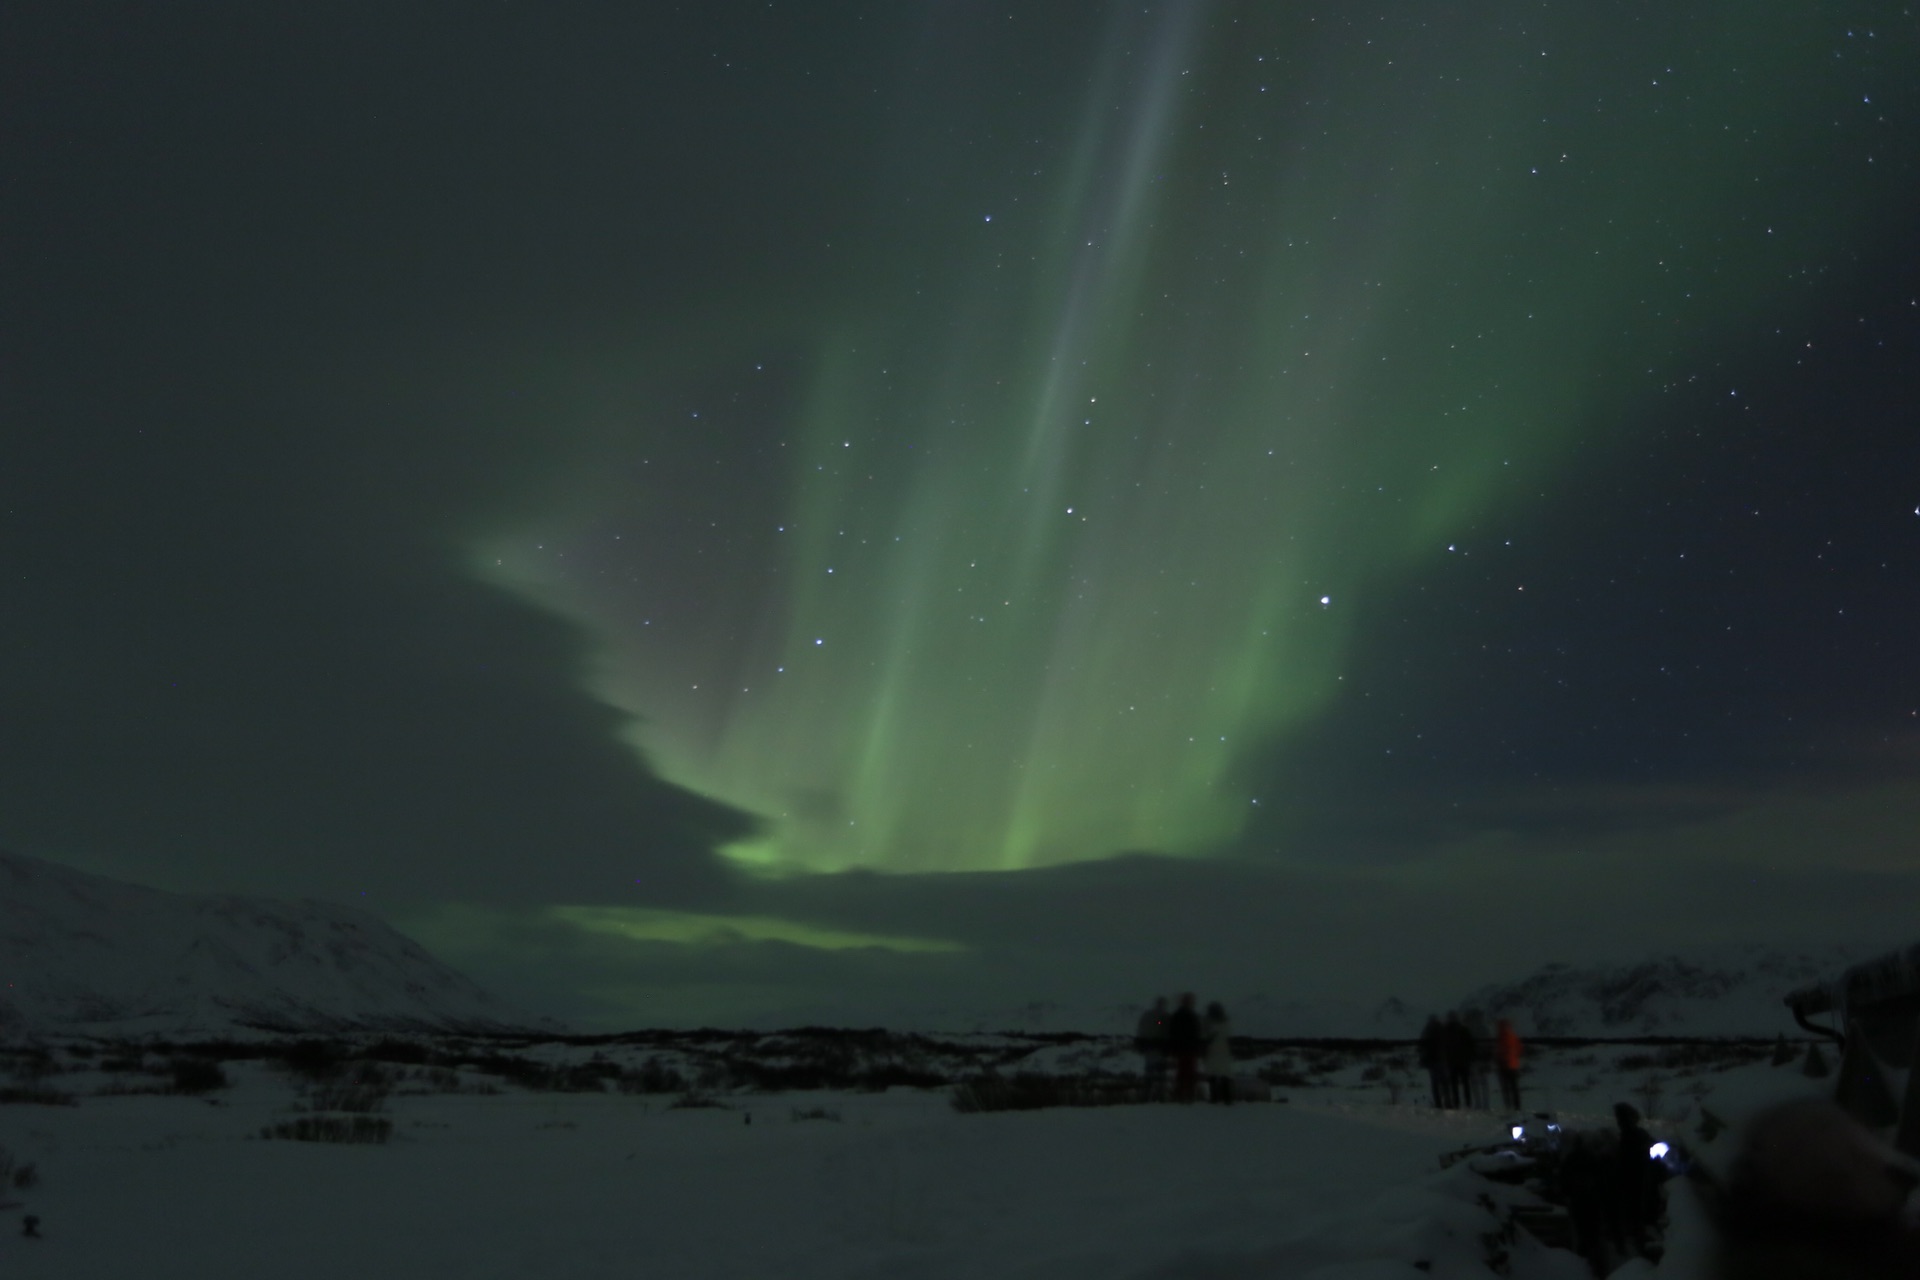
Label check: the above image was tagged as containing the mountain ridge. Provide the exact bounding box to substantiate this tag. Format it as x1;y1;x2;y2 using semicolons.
1456;943;1866;1038
0;849;554;1037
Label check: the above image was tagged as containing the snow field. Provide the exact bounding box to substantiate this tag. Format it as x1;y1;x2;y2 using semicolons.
0;1037;1831;1279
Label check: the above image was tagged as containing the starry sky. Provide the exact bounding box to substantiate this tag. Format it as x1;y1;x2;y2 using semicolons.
5;2;1918;1028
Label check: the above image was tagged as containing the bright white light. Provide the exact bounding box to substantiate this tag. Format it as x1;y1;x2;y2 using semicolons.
1649;1141;1670;1160
1511;1125;1524;1141
1319;595;1331;607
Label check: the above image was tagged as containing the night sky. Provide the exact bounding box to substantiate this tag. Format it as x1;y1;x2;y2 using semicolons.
5;2;1918;1028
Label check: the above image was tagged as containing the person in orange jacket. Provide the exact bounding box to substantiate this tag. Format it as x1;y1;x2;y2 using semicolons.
1495;1018;1523;1109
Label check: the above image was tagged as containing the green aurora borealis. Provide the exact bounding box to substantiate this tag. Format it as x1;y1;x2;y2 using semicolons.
479;3;1892;876
6;0;1920;1028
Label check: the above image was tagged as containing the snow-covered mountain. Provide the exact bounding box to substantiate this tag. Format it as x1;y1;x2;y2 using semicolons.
1457;944;1865;1038
0;850;552;1037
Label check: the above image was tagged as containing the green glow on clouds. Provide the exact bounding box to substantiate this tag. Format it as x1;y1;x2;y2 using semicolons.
479;3;1877;875
549;907;963;954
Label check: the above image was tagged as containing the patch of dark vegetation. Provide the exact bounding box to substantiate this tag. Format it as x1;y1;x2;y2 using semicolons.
1258;1063;1316;1088
447;1052;622;1092
668;1091;729;1110
1614;1042;1772;1074
260;1115;393;1144
307;1082;389;1112
363;1039;434;1066
858;1063;948;1091
305;1062;392;1113
0;1047;59;1081
170;1057;229;1093
950;1073;1142;1113
395;1065;500;1096
281;1039;348;1081
1236;1037;1411;1055
791;1106;842;1122
617;1060;688;1095
0;1087;76;1106
0;1148;40;1190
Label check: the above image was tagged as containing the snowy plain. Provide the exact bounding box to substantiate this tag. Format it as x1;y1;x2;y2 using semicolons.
0;1033;1835;1280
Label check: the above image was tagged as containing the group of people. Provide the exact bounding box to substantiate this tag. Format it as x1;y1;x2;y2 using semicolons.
1417;1010;1523;1111
1131;999;1527;1113
1134;994;1236;1104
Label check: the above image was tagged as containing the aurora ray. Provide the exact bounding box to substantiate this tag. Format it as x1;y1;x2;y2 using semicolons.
478;1;1892;876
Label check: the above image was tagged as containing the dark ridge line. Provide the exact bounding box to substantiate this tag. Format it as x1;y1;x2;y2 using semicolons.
59;1029;1807;1054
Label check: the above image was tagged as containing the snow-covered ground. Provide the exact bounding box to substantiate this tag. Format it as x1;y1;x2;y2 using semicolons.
0;1034;1840;1279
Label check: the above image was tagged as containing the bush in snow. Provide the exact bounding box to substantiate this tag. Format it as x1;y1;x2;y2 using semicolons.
0;1047;58;1086
397;1065;499;1096
307;1076;390;1114
667;1091;729;1110
170;1057;229;1094
260;1115;392;1145
363;1039;433;1066
618;1060;688;1095
950;1072;1139;1113
0;1146;42;1190
1258;1060;1315;1089
1615;1041;1770;1074
278;1039;347;1081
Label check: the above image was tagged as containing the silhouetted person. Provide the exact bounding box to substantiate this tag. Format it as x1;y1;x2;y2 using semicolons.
1202;1001;1234;1105
1560;1133;1613;1273
1465;1009;1493;1109
1610;1102;1657;1259
1167;993;1203;1104
1135;996;1170;1101
1418;1015;1447;1108
1442;1012;1474;1110
1495;1018;1523;1110
1709;1098;1920;1280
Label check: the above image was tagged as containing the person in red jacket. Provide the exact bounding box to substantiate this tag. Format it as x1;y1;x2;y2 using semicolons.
1495;1018;1523;1110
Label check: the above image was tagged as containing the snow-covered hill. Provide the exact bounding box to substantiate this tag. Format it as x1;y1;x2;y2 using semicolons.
878;947;1866;1041
1458;944;1865;1038
0;850;551;1037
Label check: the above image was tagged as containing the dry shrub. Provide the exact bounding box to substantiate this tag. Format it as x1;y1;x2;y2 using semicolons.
950;1073;1140;1113
668;1091;728;1110
170;1057;229;1094
307;1081;388;1113
261;1115;392;1145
